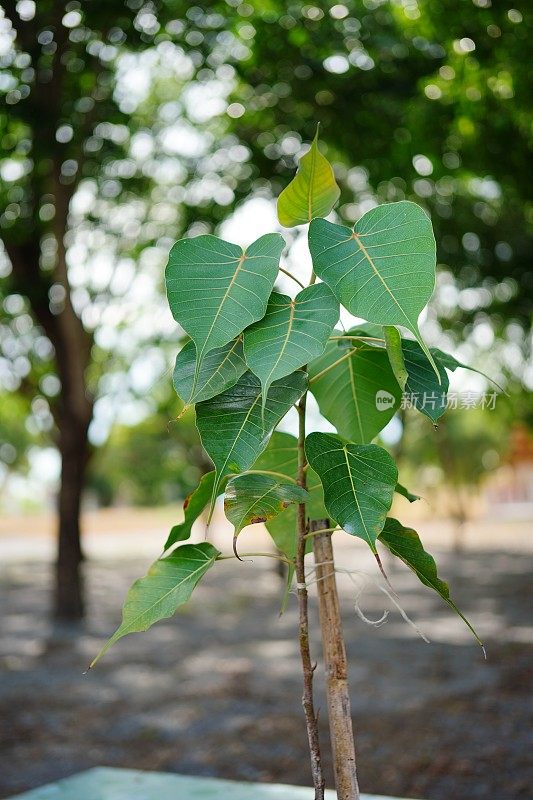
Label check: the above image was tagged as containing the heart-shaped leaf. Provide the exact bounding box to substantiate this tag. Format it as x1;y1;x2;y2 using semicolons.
383;325;408;390
309;339;401;443
225;473;309;555
166;232;284;386
90;543;219;667
253;432;326;558
305;432;397;553
402;339;449;422
308;201;439;377
173;338;247;408
195;370;307;512
163;472;228;552
277;127;340;227
379;518;483;647
244;284;338;413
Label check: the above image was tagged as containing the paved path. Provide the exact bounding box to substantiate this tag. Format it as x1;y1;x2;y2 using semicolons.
1;511;532;799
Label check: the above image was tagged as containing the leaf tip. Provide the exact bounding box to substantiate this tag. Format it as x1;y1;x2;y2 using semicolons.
177;404;190;420
232;532;244;562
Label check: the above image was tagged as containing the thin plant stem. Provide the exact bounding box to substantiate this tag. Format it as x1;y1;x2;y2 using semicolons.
329;335;385;343
279;266;306;289
309;348;354;383
296;393;325;799
309;337;387;385
216;552;292;565
237;468;299;485
304;526;341;539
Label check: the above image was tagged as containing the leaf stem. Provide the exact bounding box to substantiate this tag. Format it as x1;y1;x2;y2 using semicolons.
216;552;292;565
329;335;385;343
304;526;341;539
309;348;354;383
237;468;299;485
279;266;306;289
296;393;325;798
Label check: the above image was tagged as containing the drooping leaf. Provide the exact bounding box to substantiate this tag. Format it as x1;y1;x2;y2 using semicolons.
243;284;338;413
308;201;440;377
163;472;227;552
253;432;326;558
225;474;308;547
305;432;397;553
379;518;483;646
277;127;340;227
309;338;401;443
165;233;284;385
90;543;219;667
195;370;307;511
383;325;408;390
395;482;421;503
173;338;247;407
402;339;449;422
430;348;506;393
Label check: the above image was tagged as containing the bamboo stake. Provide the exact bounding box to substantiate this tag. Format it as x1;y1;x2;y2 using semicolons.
312;525;360;800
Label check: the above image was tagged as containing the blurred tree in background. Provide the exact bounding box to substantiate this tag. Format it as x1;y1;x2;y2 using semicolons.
0;0;531;620
226;0;531;332
0;0;242;618
0;391;36;475
87;394;208;508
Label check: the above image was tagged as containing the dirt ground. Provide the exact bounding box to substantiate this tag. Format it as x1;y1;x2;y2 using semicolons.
1;514;532;800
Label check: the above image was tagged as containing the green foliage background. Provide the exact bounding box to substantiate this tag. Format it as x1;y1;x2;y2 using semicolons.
0;0;530;505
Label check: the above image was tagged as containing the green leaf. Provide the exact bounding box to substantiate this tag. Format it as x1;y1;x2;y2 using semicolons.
243;284;338;413
309;338;402;443
305;432;397;553
90;543;219;667
253;432;326;558
346;322;385;341
165;233;284;386
379;518;483;647
308;201;440;378
277;127;340;227
195;370;307;511
252;430;299;478
395;482;420;503
430;347;506;393
383;325;408;390
225;474;309;555
402;339;449;422
163;472;224;552
173;338;247;407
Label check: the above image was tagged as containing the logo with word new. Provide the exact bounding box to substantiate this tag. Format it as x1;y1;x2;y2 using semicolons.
375;390;396;411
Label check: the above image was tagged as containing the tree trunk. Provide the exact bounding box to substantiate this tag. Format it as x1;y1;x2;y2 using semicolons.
55;415;90;621
312;526;360;800
50;164;93;622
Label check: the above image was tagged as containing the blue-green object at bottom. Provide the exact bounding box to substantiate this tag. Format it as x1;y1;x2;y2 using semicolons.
8;767;416;800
